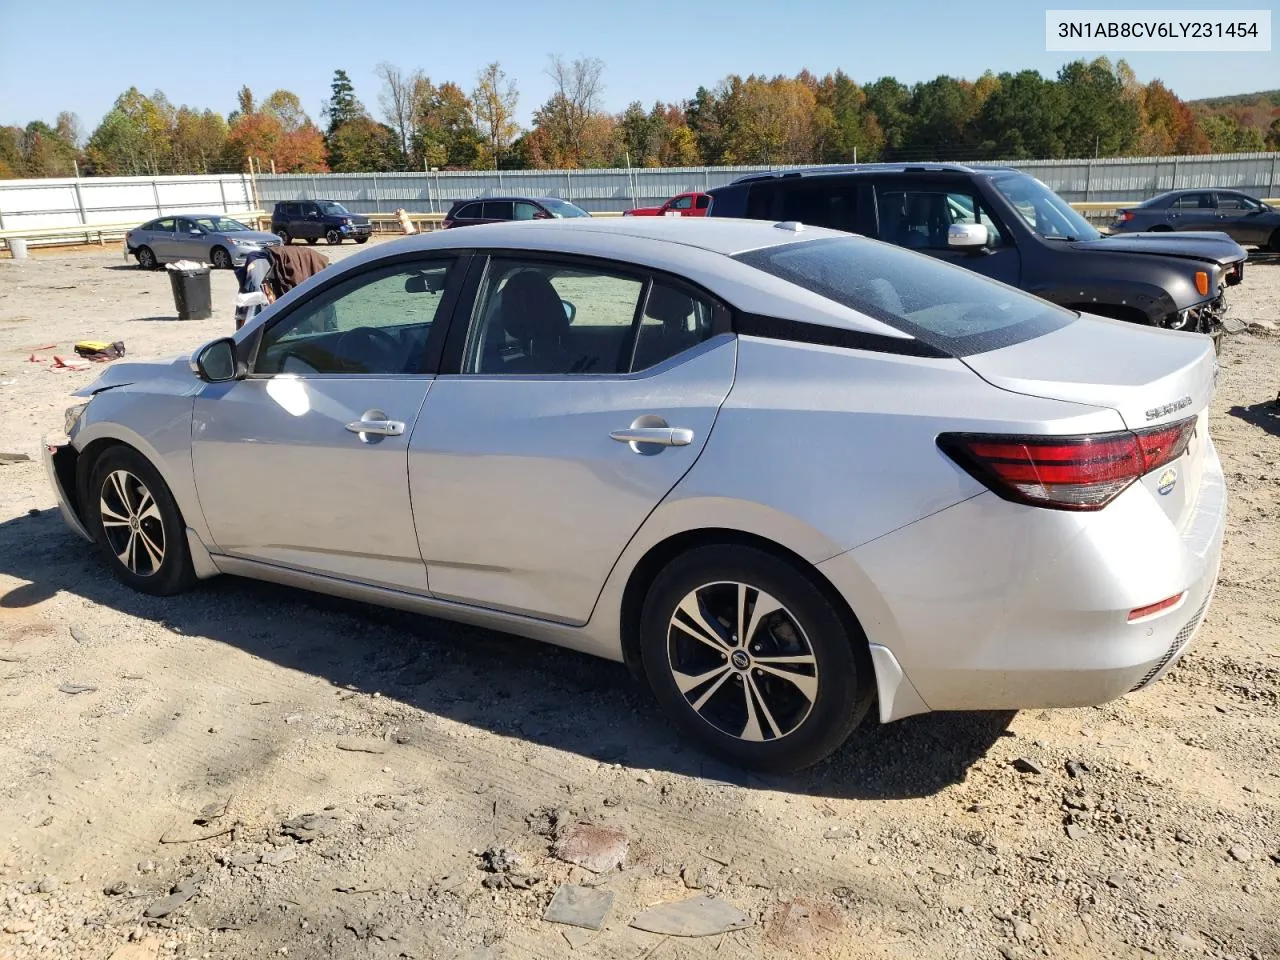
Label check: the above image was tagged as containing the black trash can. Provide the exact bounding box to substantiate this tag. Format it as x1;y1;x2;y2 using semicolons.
167;263;212;321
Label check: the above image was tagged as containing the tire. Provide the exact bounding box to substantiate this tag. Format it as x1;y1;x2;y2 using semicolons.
325;229;342;245
86;446;196;597
355;236;369;244
135;246;157;270
276;228;291;245
210;246;232;270
306;237;318;245
1150;225;1173;232
1269;228;1280;253
639;544;874;773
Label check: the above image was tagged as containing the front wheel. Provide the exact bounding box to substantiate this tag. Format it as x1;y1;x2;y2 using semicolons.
276;228;291;245
1269;228;1280;253
640;545;874;773
306;237;318;245
210;246;232;270
355;236;369;244
86;446;196;596
325;229;342;245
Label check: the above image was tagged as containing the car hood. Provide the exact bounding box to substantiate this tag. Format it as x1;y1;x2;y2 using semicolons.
344;214;370;225
221;230;281;244
1078;231;1247;266
72;354;194;398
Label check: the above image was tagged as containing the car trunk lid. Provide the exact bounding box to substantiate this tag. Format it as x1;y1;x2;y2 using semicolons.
961;316;1216;526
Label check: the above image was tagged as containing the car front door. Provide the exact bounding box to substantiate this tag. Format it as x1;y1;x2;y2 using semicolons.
666;194;695;217
874;181;1020;286
409;254;736;624
297;202;322;240
1214;192;1269;245
190;254;466;591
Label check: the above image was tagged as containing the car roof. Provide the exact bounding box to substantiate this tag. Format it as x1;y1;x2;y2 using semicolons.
453;196;580;205
724;163;1020;186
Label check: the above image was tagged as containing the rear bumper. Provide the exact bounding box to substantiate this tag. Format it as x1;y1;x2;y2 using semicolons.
43;435;92;543
820;441;1227;716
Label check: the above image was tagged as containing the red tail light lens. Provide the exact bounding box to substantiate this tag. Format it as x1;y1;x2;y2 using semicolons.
1118;210;1134;222
938;417;1196;511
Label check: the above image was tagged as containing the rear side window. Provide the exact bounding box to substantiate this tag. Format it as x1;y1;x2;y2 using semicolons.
483;200;514;220
454;202;481;220
1173;193;1214;210
734;236;1074;356
746;179;858;232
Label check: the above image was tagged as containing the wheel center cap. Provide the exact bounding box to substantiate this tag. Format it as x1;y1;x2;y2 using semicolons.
129;516;140;531
730;650;751;670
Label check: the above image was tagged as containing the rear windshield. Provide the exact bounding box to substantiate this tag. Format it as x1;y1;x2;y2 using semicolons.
734;236;1074;356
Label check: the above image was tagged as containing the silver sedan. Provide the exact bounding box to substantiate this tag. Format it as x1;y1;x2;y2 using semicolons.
47;217;1226;771
126;214;281;270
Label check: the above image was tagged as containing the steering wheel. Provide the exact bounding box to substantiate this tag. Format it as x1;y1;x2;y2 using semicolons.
334;326;404;373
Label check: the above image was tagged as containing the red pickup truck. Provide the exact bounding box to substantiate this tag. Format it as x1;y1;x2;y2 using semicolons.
622;192;710;217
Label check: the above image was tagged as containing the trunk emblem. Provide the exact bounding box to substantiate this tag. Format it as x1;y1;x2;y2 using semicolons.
1145;396;1192;421
1157;468;1178;496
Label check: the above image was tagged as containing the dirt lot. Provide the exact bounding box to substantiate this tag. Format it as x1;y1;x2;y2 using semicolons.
0;242;1277;960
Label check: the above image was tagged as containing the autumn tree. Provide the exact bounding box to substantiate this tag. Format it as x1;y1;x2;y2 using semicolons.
86;88;174;175
1138;80;1209;155
225;87;326;173
172;108;228;173
535;55;608;167
813;71;883;163
472;62;520;169
377;62;426;168
0;126;22;178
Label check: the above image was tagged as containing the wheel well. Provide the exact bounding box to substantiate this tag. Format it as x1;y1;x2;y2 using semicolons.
618;528;868;682
73;438;127;518
1070;302;1151;326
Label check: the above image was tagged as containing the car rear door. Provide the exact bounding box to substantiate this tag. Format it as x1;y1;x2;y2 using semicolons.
1214;193;1269;245
147;218;178;260
191;254;467;591
1168;192;1216;232
408;253;736;624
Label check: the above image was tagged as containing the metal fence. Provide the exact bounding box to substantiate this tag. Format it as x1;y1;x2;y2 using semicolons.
0;174;255;232
2;153;1277;232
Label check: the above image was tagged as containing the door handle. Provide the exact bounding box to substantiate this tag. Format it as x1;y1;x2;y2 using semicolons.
609;426;694;447
345;408;405;442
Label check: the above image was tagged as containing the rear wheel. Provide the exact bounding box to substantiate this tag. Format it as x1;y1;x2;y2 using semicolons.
1150;225;1173;232
276;228;291;245
135;246;157;270
325;229;342;245
1269;228;1280;253
210;246;232;270
86;446;195;596
640;545;874;773
306;237;318;245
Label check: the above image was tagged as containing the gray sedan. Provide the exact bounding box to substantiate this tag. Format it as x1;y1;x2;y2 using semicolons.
1112;189;1280;250
48;218;1226;772
126;214;281;270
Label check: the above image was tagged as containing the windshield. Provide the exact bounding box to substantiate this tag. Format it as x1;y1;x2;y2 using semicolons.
318;202;351;216
195;217;250;232
734;236;1074;356
542;198;590;218
990;173;1099;241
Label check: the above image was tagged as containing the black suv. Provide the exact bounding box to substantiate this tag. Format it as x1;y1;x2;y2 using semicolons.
707;164;1246;347
271;200;372;246
443;196;591;228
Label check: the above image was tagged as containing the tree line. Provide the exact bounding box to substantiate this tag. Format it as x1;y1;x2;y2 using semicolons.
2;57;1277;179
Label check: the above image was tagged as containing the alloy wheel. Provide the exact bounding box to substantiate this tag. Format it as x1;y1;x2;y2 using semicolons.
98;469;166;577
666;581;818;742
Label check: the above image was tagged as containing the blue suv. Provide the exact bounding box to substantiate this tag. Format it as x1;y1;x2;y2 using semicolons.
271;200;372;246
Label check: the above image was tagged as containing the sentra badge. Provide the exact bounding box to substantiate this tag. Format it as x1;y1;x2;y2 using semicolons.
1145;396;1193;421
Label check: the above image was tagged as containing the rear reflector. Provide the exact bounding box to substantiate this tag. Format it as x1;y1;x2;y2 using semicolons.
938;417;1196;511
1128;592;1185;622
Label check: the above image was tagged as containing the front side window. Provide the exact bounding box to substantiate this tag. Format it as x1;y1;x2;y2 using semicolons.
669;195;694;210
256;259;455;375
540;198;590;218
196;216;249;232
989;173;1100;241
1215;193;1261;211
176;218;196;233
514;201;539;220
735;236;1073;356
876;188;1005;249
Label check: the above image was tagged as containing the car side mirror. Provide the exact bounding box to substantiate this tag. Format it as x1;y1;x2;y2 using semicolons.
561;299;576;323
190;337;245;383
948;223;989;250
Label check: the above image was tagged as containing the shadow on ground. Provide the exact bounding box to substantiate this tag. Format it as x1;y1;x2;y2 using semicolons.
1229;398;1280;437
0;507;1012;801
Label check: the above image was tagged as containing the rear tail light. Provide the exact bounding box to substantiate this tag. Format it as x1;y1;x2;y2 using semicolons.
1118;210;1134;222
938;417;1196;511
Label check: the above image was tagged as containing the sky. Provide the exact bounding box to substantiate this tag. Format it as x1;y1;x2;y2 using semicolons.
1;0;1276;134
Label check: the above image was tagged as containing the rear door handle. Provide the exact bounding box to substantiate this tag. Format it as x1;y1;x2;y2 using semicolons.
609;427;694;447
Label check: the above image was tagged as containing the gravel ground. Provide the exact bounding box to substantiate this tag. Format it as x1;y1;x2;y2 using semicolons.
0;242;1277;960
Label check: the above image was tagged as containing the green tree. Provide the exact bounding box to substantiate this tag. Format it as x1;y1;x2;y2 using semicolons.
85;88;174;175
0;126;22;177
685;86;724;164
813;71;882;162
975;71;1066;159
903;76;982;159
324;69;362;135
172;108;227;173
21;120;79;176
1055;58;1140;157
328;115;398;172
863;78;914;158
1198;114;1266;152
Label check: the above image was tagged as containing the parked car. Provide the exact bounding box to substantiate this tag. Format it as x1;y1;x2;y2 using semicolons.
443;196;591;227
271;200;372;246
623;192;711;217
707;164;1247;351
1111;189;1280;250
126;214;281;270
48;218;1225;773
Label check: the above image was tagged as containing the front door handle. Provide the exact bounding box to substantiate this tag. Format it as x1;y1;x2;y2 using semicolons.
346;408;405;442
609;426;694;447
346;419;404;437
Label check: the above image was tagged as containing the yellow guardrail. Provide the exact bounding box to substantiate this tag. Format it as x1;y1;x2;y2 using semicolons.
3;201;1276;253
